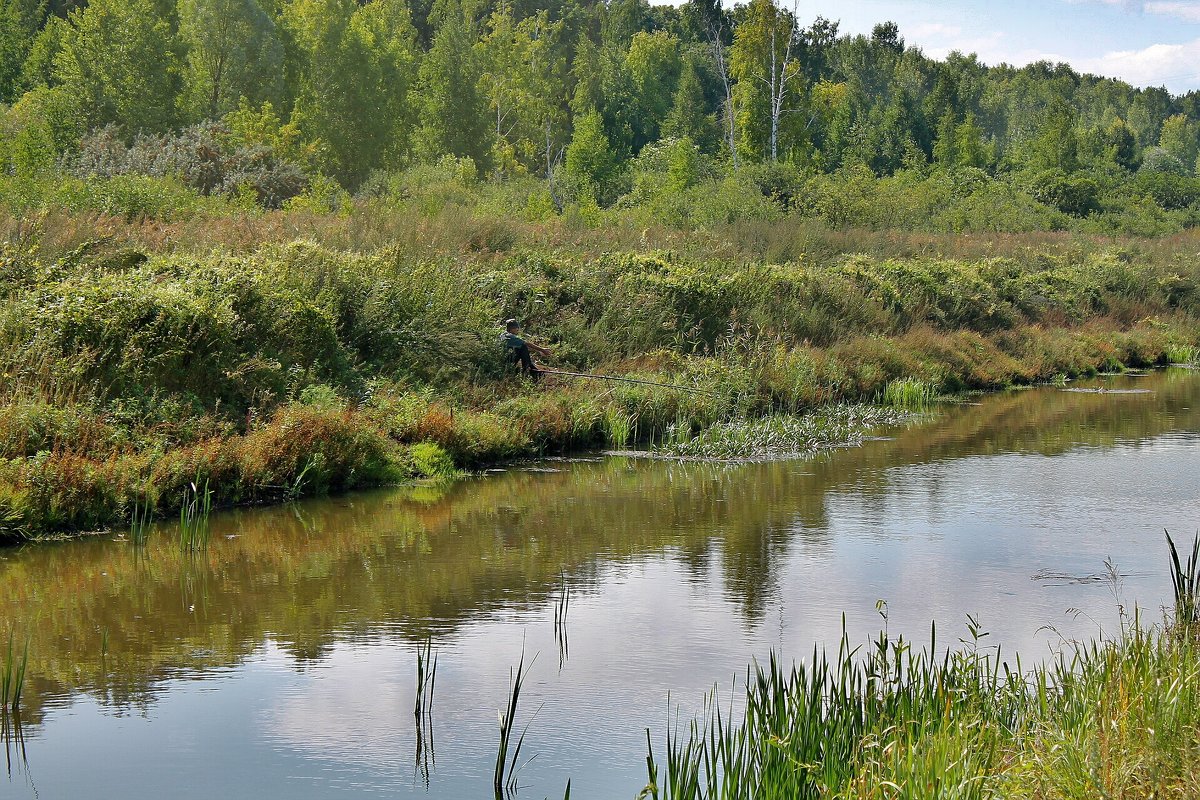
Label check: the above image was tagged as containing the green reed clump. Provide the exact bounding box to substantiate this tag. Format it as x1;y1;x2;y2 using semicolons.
1166;530;1200;632
604;408;635;450
1165;343;1199;365
641;537;1200;800
0;629;28;719
178;479;212;551
643;617;1200;800
879;378;938;410
653;406;908;461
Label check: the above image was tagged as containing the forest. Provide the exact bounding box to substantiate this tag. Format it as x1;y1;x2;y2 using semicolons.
5;0;1200;234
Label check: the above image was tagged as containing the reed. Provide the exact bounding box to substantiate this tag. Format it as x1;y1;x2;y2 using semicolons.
494;650;536;797
1166;530;1200;632
554;571;570;667
414;636;438;787
130;494;155;547
604;408;635;450
0;629;28;719
178;479;213;552
879;378;938;411
1165;343;1199;365
641;595;1200;799
414;636;438;720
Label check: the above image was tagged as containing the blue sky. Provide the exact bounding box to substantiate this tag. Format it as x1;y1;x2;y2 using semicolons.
735;1;1200;93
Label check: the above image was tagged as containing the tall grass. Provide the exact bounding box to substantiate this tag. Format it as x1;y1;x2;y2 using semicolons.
638;540;1200;799
1166;530;1200;631
879;378;938;411
495;650;537;798
0;629;28;720
604;408;635;450
1165;343;1199;365
178;479;213;552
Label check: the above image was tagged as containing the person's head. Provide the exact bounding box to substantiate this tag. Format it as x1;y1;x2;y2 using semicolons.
505;318;520;333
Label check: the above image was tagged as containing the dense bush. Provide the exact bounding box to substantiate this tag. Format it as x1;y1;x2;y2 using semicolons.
2;231;1199;541
67;123;309;208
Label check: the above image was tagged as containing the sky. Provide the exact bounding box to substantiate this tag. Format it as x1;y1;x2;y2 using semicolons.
724;1;1200;94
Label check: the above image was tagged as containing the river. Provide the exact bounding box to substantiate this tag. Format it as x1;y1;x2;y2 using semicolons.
2;369;1199;799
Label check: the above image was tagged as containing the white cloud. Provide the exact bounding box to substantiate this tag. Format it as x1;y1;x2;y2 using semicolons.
1077;37;1200;89
1144;1;1200;21
1071;0;1200;21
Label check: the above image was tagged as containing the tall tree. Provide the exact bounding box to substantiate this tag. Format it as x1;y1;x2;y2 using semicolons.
1159;114;1198;171
415;0;490;167
0;0;44;103
625;30;681;150
663;55;718;151
287;0;420;184
564;106;616;202
179;0;285;120
730;0;802;162
53;0;184;132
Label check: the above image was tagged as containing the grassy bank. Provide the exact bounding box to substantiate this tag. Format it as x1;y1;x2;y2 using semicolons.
1;225;1198;543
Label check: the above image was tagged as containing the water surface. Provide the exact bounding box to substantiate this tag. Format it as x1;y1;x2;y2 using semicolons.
3;370;1199;799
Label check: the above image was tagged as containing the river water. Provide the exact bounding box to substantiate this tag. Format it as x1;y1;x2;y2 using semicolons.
3;370;1199;799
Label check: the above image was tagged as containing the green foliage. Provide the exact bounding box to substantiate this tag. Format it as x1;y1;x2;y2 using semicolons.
408;442;456;479
54;0;185;133
0;0;43;103
643;617;1200;799
414;0;489;170
1029;170;1099;217
287;0;422;186
0;228;1197;539
564;108;618;204
178;0;285;119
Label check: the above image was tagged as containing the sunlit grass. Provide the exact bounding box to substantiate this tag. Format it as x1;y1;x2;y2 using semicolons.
640;538;1200;799
651;406;910;461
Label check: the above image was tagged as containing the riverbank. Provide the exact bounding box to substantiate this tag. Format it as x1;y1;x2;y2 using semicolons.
2;232;1198;543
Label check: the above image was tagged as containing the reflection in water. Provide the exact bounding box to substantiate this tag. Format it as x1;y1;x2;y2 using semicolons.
2;370;1200;799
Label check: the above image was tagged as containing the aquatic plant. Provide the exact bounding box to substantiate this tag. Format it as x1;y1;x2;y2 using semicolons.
494;650;536;797
1165;343;1199;365
130;494;155;547
879;377;937;410
414;636;438;787
178;479;213;552
640;535;1200;799
653;406;907;461
1166;530;1200;632
414;636;438;720
604;408;635;450
0;629;28;718
554;572;570;668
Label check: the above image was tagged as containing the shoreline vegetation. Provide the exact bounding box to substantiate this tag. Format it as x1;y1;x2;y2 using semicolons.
2;216;1200;545
639;534;1200;800
4;0;1200;544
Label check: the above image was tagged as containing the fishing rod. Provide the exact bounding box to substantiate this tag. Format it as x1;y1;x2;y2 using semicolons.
538;368;715;396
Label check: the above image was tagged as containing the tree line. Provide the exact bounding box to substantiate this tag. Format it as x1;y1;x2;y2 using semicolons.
4;0;1200;205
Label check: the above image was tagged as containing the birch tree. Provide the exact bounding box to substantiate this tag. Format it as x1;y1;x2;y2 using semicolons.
730;0;802;162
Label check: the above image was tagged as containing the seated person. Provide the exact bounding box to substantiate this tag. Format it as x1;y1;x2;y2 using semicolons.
499;318;552;380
